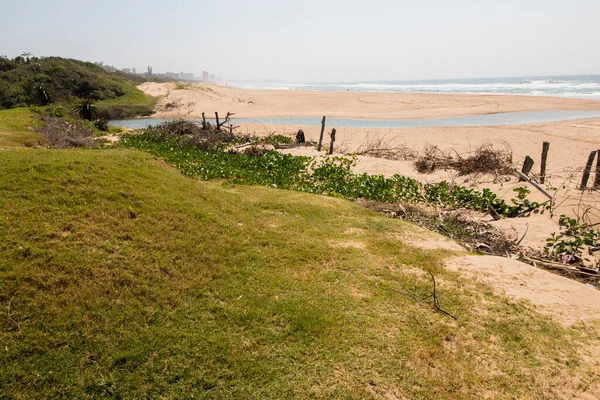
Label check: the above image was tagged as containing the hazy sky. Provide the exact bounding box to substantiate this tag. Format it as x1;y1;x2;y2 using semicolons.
2;0;599;82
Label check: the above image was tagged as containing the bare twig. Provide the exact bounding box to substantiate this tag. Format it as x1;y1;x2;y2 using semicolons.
399;269;457;320
515;223;529;246
6;297;21;333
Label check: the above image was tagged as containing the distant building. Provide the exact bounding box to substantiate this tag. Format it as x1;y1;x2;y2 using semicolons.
180;72;194;80
209;74;215;81
132;67;137;74
202;71;209;81
122;68;131;74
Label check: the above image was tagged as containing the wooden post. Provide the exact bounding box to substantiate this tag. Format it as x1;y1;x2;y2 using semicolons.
594;149;600;189
202;112;206;129
540;141;550;184
519;156;534;182
215;112;220;129
580;150;597;190
328;128;336;155
317;116;326;151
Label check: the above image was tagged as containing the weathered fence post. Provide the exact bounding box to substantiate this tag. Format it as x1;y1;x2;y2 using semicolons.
328;128;336;155
215;112;220;129
580;150;597;190
519;156;535;182
317;116;326;151
202;112;207;129
594;149;600;189
540;141;550;184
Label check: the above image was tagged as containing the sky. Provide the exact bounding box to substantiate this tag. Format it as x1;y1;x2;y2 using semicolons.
1;0;599;82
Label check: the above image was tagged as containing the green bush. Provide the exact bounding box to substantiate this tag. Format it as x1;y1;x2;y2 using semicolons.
0;55;157;119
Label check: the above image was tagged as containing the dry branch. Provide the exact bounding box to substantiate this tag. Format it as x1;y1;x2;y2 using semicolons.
414;143;513;176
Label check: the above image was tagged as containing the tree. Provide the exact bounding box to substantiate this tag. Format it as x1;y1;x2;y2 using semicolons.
72;98;98;120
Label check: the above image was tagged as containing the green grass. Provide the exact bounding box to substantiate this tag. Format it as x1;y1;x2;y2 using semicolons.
0;108;45;148
0;148;595;398
96;82;157;119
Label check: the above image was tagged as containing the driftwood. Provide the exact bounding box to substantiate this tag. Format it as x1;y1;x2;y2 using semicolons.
514;169;553;200
274;141;316;149
215;112;235;130
521;255;599;278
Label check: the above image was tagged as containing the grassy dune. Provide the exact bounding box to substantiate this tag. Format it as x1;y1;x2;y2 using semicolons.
95;82;157;120
0;148;595;398
0;108;45;148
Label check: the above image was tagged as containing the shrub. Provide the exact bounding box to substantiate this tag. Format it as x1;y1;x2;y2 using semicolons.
38;116;98;148
414;144;513;175
120;129;545;218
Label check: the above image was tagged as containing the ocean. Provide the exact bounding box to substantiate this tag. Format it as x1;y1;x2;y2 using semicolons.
229;75;600;99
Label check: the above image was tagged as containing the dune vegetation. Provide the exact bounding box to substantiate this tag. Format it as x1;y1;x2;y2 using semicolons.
0;55;159;119
0;148;598;399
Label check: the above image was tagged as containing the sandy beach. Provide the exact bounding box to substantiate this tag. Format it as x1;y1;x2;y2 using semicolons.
138;82;600;252
140;82;600;120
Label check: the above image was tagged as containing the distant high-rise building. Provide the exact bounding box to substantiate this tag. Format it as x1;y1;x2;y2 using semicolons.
209;74;215;81
132;67;136;74
202;71;209;81
147;66;153;76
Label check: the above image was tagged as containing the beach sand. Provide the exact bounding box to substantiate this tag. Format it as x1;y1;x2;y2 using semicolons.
138;82;600;253
140;82;600;119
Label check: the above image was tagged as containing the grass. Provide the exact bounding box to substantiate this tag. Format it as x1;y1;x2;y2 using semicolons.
95;82;157;120
0;148;596;398
0;108;46;148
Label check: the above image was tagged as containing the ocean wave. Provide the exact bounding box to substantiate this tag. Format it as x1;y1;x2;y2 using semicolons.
230;76;600;99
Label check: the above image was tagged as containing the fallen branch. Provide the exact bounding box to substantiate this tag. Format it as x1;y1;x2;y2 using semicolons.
513;169;553;200
515;223;529;246
399;269;458;320
521;255;599;277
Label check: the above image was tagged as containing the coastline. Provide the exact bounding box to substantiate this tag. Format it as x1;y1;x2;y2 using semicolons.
135;82;600;252
138;82;600;120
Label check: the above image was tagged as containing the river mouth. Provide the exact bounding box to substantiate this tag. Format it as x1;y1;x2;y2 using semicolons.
109;110;600;130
